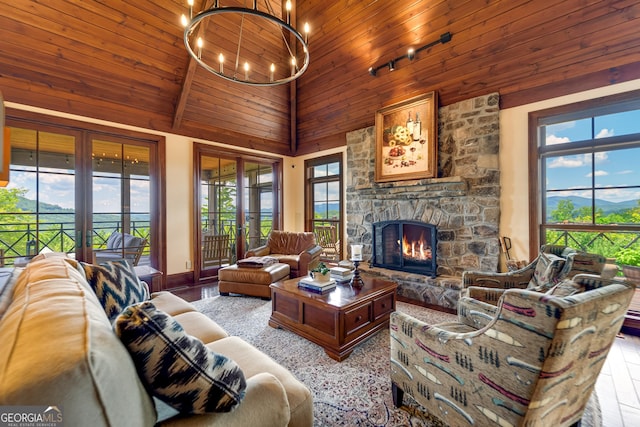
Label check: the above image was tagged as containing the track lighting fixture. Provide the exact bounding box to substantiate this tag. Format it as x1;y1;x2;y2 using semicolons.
368;32;452;77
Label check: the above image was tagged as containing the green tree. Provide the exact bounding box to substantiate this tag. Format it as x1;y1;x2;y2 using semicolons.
550;200;577;223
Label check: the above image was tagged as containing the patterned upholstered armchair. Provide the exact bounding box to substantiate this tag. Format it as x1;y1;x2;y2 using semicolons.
459;245;610;329
390;274;635;427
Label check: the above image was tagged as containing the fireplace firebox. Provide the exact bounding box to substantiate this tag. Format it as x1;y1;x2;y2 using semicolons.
371;220;437;277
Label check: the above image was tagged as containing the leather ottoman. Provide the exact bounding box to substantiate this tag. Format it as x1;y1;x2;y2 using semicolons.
219;262;290;299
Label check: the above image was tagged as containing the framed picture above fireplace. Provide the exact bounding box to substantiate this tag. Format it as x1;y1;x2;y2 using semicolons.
375;91;438;182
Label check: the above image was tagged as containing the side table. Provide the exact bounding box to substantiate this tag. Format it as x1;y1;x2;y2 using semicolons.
134;265;163;293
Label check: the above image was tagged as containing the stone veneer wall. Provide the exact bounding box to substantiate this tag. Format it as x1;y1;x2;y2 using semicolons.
346;93;500;310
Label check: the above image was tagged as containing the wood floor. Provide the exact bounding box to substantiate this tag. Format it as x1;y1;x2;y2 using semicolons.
171;284;640;426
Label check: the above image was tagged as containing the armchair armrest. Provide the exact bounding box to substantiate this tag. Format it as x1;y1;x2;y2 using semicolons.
461;263;535;289
300;244;322;258
245;245;270;257
297;244;323;276
159;372;290;427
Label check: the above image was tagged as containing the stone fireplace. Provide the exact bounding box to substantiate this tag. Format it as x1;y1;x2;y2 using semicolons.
346;93;500;310
372;220;437;277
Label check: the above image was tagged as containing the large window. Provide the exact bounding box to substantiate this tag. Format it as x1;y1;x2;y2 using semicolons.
0;111;164;273
305;154;343;261
530;91;640;258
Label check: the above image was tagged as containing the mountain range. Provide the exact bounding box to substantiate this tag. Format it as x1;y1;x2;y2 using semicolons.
546;196;639;215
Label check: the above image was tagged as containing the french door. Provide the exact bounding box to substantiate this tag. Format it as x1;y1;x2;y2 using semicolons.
194;143;281;282
2;115;161;269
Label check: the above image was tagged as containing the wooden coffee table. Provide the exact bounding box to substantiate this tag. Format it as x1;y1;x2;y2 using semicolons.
269;275;397;361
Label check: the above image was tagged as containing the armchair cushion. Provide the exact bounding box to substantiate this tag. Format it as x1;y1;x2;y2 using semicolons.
267;230;316;255
115;301;247;414
107;232;145;251
95;232;147;266
528;252;565;290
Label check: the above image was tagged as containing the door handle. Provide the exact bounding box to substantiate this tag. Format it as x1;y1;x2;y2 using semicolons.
86;230;92;247
76;230;83;248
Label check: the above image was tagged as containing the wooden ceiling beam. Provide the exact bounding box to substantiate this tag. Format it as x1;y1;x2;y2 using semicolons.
173;0;214;130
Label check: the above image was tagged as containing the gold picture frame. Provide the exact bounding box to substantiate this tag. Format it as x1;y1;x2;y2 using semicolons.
375;92;438;182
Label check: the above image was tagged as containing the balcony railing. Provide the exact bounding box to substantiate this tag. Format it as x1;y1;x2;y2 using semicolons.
0;213;150;266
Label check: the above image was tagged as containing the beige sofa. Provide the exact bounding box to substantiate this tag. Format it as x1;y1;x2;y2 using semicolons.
0;256;313;427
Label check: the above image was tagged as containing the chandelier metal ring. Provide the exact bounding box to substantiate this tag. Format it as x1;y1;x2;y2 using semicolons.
183;6;310;87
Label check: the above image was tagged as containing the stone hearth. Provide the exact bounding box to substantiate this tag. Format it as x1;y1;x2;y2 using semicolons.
346;93;500;310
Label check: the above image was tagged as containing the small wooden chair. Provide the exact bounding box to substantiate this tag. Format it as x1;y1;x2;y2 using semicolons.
314;225;340;261
202;234;231;268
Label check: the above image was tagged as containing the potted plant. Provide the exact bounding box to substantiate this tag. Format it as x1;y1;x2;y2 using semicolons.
615;248;640;281
310;262;331;283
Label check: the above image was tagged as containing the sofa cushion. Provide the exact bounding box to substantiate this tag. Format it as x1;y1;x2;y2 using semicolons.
528;252;565;290
114;301;247;414
0;257;156;427
79;260;149;322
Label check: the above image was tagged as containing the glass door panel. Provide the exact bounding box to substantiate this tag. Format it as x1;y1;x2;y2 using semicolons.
0;126;78;265
91;139;151;265
200;155;237;274
243;162;274;252
194;144;280;283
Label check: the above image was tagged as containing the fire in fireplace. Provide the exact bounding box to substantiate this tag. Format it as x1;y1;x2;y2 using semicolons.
371;220;437;277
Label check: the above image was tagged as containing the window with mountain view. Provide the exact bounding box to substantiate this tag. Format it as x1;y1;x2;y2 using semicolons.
536;93;640;259
306;154;342;261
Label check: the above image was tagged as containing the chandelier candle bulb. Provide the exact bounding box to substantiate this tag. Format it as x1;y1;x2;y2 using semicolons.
196;37;203;60
304;22;310;43
218;53;224;73
270;63;275;82
244;62;249;80
286;0;292;24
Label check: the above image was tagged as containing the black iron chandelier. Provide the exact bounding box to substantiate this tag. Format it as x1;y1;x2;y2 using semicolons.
181;0;310;86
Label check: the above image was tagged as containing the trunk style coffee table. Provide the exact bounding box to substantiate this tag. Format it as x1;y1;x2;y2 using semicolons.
269;275;397;361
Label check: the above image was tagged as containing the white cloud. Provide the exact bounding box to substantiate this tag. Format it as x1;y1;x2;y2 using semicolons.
548;156;585;168
595;128;615;138
546;134;571;145
587;170;608;177
617;170;634;175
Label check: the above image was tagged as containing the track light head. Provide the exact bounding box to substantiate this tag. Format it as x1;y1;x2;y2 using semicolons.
368;66;377;76
388;60;395;71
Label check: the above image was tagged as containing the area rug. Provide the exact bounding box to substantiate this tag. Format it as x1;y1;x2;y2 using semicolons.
191;294;601;427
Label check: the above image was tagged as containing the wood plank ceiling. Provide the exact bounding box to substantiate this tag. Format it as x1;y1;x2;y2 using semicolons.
1;0;639;157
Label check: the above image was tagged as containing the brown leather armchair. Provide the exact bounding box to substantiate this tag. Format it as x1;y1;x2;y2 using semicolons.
245;230;322;278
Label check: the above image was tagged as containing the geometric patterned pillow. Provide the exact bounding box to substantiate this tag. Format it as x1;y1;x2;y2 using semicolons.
528;252;566;291
79;260;149;322
114;302;246;413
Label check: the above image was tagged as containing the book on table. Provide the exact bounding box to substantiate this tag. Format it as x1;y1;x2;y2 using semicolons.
331;274;353;283
330;266;352;277
298;277;337;293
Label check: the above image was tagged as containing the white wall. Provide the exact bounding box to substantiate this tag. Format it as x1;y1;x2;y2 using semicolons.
500;78;640;262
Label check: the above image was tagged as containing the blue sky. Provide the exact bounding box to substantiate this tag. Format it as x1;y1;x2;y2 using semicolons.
544;109;640;203
7;169;150;212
